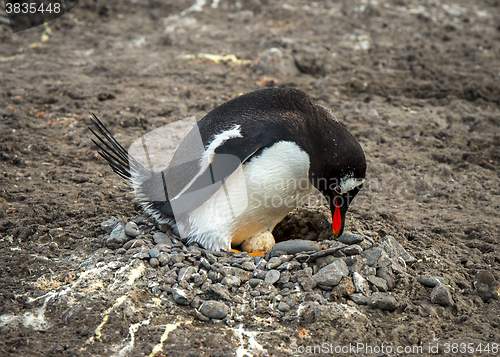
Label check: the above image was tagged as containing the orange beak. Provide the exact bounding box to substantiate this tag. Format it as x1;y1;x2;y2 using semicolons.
332;198;342;238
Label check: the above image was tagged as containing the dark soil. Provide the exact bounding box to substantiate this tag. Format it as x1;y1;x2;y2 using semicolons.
1;0;500;356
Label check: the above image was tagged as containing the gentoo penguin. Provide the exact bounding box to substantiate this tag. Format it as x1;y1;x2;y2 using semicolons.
90;88;366;252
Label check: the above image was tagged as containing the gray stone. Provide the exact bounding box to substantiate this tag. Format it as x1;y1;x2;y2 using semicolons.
171;287;191;305
318;259;349;277
360;246;385;267
272;240;321;255
249;278;263;288
157;253;169;267
368;292;397;310
349;293;370;305
200;257;211;270
149;258;159;268
106;223;131;248
313;265;343;287
277;261;301;271
278;271;290;284
170;253;184;264
430;284;454;306
123;238;145;250
221;275;241;288
474;270;500;301
149;248;160;259
241;261;256;271
366;275;388;292
193;272;207;286
253;270;267;280
277;302;290;312
153;232;172;246
418;275;445;288
376;266;395;290
381;235;416;264
338;233;364;245
315;255;336;270
124;221;140;237
265;270;280;284
132;251;150;260
353;272;371;296
266;257;282;270
204;252;217;264
233;267;253;282
101;216;120;233
209;283;231;300
341;244;363;256
178;266;194;282
199;300;229;319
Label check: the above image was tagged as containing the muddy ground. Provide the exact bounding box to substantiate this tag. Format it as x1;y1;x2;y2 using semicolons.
1;0;500;356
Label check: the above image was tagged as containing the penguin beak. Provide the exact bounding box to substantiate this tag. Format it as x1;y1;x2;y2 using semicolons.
332;198;343;238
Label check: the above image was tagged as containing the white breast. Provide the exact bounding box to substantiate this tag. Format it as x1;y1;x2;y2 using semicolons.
176;141;313;251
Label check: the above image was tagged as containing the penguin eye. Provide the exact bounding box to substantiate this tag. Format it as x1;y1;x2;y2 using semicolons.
334;186;342;195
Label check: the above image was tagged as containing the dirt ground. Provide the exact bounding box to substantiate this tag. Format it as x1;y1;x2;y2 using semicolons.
1;0;500;356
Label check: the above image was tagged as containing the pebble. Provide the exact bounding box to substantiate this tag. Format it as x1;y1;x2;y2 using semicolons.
123;238;145;250
368;292;397;310
101;216;120;233
265;270;280;284
272;240;321;255
124;221;140;237
349;293;369;305
266;257;282;270
254;270;266;280
249;279;263;288
330;277;356;298
430;284;454;306
209;283;232;301
361;246;385;267
474;270;500;301
133;252;150;260
381;235;416;264
171;287;191;305
418;275;445;288
153;232;172;246
377;266;395;290
178;266;194;282
241;261;256;271
366;275;388;292
277;261;301;271
106;223;131;248
149;258;159;268
149;248;160;259
277;302;290;312
341;244;363;256
353;272;371;296
338;233;364;245
221;275;241;288
157;253;169;267
199;300;229;319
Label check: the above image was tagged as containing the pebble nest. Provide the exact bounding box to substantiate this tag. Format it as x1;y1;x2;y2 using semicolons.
88;208;456;323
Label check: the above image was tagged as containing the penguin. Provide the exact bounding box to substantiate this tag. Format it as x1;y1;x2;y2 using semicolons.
90;88;366;252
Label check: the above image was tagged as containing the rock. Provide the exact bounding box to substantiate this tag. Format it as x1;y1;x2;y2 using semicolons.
319;259;349;277
418;275;445;288
123;238;145;250
353;272;370;296
276;261;301;271
221;275;241;288
232;267;253;282
124;221;140;237
249;279;263;288
157;253;169;267
368;292;397;310
149;248;160;259
171;287;191;305
106;223;132;248
315;255;336;270
199;300;229;320
360;246;386;267
153;232;172;246
474;270;500;301
178;266;195;282
349;293;370;305
133;251;150;260
292;268;316;291
314;267;343;288
277;302;290;312
341;244;363;256
366;275;388;292
255;258;267;270
430;284;454;306
101;216;120;233
209;283;232;301
381;235;416;264
170;253;184;264
241;261;256;271
266;257;282;270
272;240;321;255
193;272;207;286
338;233;364;245
377;266;395;290
253;270;266;280
265;270;280;284
149;258;159;268
278;271;290;284
256;47;299;76
330;277;356;298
